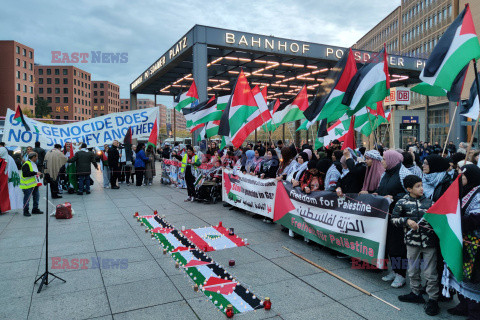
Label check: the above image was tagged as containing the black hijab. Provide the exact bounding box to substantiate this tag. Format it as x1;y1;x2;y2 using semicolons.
461;164;480;197
425;154;450;173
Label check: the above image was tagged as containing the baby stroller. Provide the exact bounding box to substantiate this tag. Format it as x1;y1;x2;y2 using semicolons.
195;168;222;204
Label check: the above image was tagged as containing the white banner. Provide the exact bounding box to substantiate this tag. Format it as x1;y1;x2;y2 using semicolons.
2;107;159;148
222;169;276;218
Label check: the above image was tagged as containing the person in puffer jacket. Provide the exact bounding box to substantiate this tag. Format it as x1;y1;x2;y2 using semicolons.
391;174;440;316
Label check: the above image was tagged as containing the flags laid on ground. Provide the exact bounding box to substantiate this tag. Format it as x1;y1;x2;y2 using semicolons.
424;176;463;281
218;70;261;148
147;119;158;149
308;48;358;124
420;4;480;91
13;105;31;131
265;86;309;131
342;47;390;116
175;80;199;111
461;72;480;120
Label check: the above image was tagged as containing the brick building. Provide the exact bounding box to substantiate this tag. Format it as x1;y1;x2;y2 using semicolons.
0;41;35;116
120;98;130;111
35;65;91;120
92;81;120;117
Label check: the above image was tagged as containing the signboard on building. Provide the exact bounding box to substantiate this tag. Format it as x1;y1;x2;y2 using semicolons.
402;116;419;123
384;87;410;105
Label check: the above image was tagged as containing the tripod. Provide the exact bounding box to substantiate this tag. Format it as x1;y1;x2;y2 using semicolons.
34;169;66;293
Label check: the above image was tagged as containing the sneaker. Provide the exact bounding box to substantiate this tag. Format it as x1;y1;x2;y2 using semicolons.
398;292;425;303
112;186;120;189
424;299;440;316
148;183;152;186
184;197;191;202
23;211;31;217
127;183;130;186
391;274;406;288
32;208;44;214
104;186;110;189
190;197;195;202
382;271;396;282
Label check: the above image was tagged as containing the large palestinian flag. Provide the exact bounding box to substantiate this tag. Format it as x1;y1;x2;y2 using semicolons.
420;4;480;91
424;176;463;281
182;96;219;130
218;70;261;148
265;86;309;131
306;48;358;125
342;47;390;116
175;80;199;111
136;214;264;315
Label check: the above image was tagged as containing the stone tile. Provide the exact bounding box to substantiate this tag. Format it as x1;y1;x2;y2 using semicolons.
270;255;323;277
0;276;34;301
0;245;43;263
93;234;143;252
96;245;154;263
0;295;31;320
112;300;197;320
281;302;361;320
167;274;205;300
106;277;182;314
300;273;365;300
29;287;110;320
101;259;165;287
48;239;96;257
229;260;295;287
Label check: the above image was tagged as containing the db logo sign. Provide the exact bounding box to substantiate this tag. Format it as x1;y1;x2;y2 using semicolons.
397;90;410;101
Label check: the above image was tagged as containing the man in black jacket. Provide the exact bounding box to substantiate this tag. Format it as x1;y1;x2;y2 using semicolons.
33;141;46;172
68;143;98;195
108;140;120;189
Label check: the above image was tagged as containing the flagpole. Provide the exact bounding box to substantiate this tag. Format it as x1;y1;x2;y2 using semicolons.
442;103;459;156
367;114;379;150
465;59;480;161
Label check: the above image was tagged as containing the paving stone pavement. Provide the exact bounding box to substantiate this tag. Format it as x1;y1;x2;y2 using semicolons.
0;163;465;319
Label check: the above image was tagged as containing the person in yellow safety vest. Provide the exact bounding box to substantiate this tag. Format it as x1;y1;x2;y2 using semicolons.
20;152;43;216
181;146;201;202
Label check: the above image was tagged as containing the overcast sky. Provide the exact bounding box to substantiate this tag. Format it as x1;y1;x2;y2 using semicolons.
0;0;400;107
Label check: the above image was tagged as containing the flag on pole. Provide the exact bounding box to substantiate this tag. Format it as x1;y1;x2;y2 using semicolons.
218;70;261;148
183;96;220;129
13;105;31;131
341;116;356;150
175;81;199;111
265;86;309;131
342;46;390;116
424;176;463;281
251;86;272;123
314;120;347;149
216;95;231;111
420;4;480;91
147;119;158;149
460;71;480;120
307;48;358;124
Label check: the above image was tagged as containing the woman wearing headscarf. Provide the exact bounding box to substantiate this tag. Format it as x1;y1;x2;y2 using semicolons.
144;145;156;186
376;150;408;288
443;165;480;319
258;149;280;179
422;154;454;201
324;151;342;191
401;151;423;177
241;150;256;174
299;160;322;193
251;148;265;175
290;152;309;186
276;145;298;181
335;149;366;194
360;150;385;193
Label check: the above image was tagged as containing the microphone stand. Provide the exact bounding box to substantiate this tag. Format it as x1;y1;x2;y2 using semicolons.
34;160;66;293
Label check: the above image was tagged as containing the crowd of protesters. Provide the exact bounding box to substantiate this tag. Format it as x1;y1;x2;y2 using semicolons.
157;138;480;318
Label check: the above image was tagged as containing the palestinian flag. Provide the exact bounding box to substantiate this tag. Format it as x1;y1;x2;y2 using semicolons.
265;86;309;131
308;48;358;124
182;225;247;252
349;102;389;137
460;71;480;120
314;119;346;149
342;46;390;116
147;119;158;149
424;176;463;281
175;80;199;111
183;96;220;129
13;105;31;131
341;116;356;150
216;95;231;111
420;4;480;91
205;120;221;138
218;70;261;148
412;64;469;102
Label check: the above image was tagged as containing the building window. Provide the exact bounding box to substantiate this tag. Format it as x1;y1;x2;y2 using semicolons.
64;116;68;120
100;99;104;103
63;88;68;94
63;106;68;112
94;83;97;88
47;88;52;94
74;97;76;103
94;91;97;96
16;46;20;54
23;85;27;92
47;97;52;103
16;58;20;66
94;98;97;103
30;75;33;82
38;69;43;75
100;83;104;88
54;69;59;75
55;88;60;94
46;68;51;75
55;97;60;103
55;78;59;84
23;97;27;104
30;98;33;105
16;95;20;103
22;48;26;56
63;69;68;75
29;51;32;59
30;87;33;94
63;78;68;84
39;88;43;94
